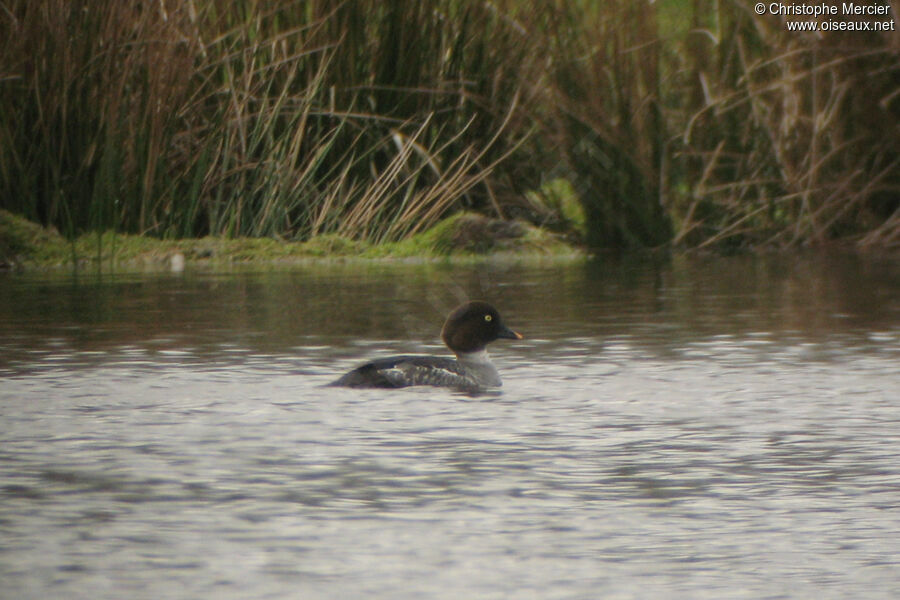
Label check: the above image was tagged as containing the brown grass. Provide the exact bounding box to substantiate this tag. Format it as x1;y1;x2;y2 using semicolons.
1;0;897;250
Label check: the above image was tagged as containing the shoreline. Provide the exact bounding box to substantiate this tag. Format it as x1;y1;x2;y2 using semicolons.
1;210;584;273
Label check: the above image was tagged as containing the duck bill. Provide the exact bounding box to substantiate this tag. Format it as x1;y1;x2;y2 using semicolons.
498;325;523;340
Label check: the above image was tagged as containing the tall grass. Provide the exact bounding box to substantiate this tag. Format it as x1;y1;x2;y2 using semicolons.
0;0;536;241
545;2;672;248
672;0;900;249
1;0;898;249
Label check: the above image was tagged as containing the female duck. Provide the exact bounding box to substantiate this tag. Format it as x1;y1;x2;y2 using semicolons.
331;301;522;391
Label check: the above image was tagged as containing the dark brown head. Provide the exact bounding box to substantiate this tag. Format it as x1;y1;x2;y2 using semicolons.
440;301;522;354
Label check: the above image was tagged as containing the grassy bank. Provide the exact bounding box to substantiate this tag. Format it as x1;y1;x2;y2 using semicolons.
1;1;898;251
0;209;579;270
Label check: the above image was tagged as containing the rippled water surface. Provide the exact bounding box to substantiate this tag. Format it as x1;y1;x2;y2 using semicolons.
2;254;899;599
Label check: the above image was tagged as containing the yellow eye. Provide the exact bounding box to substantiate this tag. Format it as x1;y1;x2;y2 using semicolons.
484;314;492;322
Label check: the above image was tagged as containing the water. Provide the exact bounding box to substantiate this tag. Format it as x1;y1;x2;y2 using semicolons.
1;254;899;599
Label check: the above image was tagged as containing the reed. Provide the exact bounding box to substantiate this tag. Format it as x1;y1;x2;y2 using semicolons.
543;2;672;248
1;0;897;250
0;0;536;241
673;0;900;249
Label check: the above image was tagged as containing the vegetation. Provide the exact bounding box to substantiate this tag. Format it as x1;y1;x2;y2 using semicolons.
670;0;900;250
1;0;898;253
0;209;576;270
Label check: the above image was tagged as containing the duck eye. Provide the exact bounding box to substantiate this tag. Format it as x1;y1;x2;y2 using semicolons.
484;314;492;322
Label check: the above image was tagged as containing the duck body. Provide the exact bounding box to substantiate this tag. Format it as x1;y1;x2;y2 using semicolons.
330;301;521;392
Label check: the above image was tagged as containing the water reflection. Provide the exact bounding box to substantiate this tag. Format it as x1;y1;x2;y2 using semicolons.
1;254;899;599
2;253;898;375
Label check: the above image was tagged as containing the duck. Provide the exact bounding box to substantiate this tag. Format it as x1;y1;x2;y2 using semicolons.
330;301;522;391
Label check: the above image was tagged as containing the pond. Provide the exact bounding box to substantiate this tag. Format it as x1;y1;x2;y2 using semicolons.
1;253;899;599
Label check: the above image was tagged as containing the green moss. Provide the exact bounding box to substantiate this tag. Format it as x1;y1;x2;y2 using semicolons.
375;212;578;257
72;231;167;263
304;234;371;257
0;209;70;266
0;210;581;271
525;178;586;240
